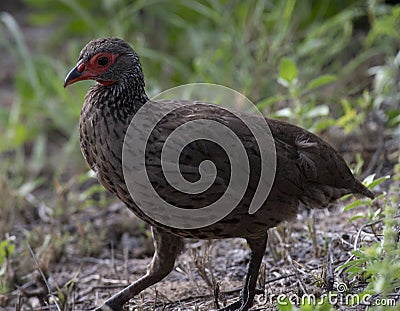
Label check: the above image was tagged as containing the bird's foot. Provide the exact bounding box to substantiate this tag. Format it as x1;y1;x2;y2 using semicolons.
93;301;123;311
217;299;250;311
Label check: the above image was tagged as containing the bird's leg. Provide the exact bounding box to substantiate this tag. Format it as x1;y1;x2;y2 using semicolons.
218;232;268;311
95;227;184;311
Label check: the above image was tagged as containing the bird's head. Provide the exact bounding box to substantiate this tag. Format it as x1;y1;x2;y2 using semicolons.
64;38;145;88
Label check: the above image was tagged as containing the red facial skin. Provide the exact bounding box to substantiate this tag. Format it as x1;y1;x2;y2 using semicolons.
64;52;119;87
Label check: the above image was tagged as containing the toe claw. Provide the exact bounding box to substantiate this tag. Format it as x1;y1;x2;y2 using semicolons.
216;299;243;311
93;303;121;311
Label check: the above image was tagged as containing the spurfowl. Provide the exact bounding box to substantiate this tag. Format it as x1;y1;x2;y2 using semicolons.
64;38;374;311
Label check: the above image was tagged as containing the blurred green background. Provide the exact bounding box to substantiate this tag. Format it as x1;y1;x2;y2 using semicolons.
1;0;399;171
0;0;399;308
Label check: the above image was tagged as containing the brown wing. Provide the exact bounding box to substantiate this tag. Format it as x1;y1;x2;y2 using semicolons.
267;118;373;206
144;101;372;211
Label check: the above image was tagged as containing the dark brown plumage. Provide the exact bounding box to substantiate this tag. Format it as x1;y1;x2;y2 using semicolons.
64;38;374;311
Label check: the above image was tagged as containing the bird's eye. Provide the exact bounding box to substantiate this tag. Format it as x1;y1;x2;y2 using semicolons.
97;56;109;66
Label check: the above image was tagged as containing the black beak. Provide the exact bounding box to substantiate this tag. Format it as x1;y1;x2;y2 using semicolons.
64;64;83;88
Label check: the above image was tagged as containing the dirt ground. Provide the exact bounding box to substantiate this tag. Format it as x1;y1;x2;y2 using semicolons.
4;201;387;311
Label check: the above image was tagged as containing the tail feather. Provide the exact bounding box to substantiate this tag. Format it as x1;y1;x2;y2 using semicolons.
353;180;375;199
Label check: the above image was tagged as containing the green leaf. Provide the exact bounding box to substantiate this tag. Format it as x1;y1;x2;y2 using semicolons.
304;105;329;118
279;57;298;83
313;118;336;132
277;298;295;311
256;95;286;110
17;179;44;197
349;214;364;221
388;112;400;127
344;199;363;211
339;258;366;270
362;174;376;187
316;301;334;311
305;74;337;91
340;193;352;200
352;250;368;258
375;193;387;200
275;107;294;118
366;175;390;189
277;77;290;88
